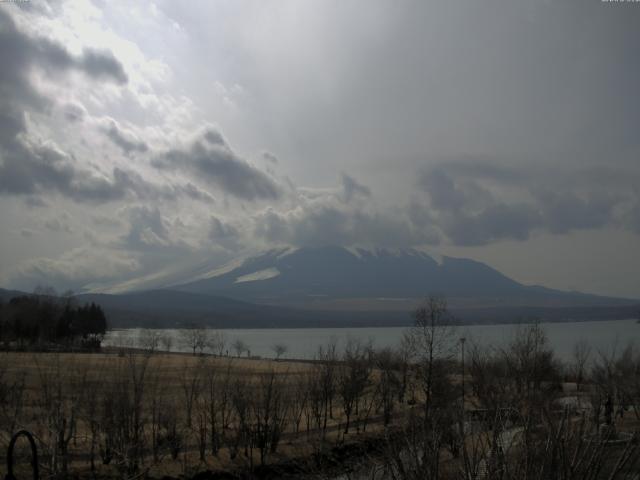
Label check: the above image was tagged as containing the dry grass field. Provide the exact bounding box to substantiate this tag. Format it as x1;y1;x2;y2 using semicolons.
0;349;407;479
0;322;638;480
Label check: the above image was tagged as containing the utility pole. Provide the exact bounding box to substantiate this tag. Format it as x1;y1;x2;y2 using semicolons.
460;337;466;430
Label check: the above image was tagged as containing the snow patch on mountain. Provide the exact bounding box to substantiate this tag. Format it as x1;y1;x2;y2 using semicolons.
234;268;280;283
192;257;247;281
428;253;445;266
345;246;415;259
344;246;442;263
276;246;299;259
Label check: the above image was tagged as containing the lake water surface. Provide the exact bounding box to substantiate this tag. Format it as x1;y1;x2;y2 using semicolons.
104;319;639;362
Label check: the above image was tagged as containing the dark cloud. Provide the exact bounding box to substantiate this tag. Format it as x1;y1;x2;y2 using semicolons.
0;8;127;86
341;173;371;203
0;133;215;204
533;190;620;235
262;151;279;164
122;206;170;249
202;129;226;146
24;196;49;208
78;48;128;84
417;161;640;246
0;11;52;116
152;128;282;201
407;200;436;228
0;140;77;196
91;214;123;228
44;216;74;234
0;11;212;206
62;102;87;123
433;159;528;185
0;133;132;202
628;202;640;234
104;120;148;154
0;103;29;147
441;203;542;246
0;8;146;205
209;215;241;250
254;202;439;249
174;182;215;204
418;168;468;212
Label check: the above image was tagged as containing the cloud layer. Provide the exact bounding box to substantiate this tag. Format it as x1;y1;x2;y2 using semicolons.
152;128;282;201
1;1;639;297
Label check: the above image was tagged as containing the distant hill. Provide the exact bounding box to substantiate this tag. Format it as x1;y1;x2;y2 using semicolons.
1;287;638;328
0;288;408;328
0;288;27;302
74;290;316;328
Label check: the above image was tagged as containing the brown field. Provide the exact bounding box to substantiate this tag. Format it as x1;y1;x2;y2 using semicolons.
0;349;406;479
1;327;638;480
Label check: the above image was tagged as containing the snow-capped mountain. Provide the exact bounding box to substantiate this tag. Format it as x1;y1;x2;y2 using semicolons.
174;245;625;309
4;246;636;327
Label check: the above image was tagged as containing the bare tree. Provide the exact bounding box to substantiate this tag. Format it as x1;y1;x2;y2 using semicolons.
125;353;150;474
307;367;324;435
146;360;166;464
202;358;225;455
207;330;226;356
232;338;248;358
373;348;402;426
338;338;372;434
380;408;445;480
316;340;338;436
157;399;182;460
180;359;204;430
213;361;235;453
76;358;110;474
139;329;161;354
229;378;250;461
160;333;173;352
289;373;309;434
180;326;208;355
272;343;288;360
572;339;592;392
405;295;456;422
469;342;513;415
251;370;290;465
593;342;640;422
95;352;151;475
470;324;561;427
34;355;85;477
501;323;561;414
616;344;640;420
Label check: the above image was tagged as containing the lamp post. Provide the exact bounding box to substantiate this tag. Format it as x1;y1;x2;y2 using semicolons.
460;337;466;433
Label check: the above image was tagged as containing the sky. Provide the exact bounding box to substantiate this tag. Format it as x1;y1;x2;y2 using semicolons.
1;0;639;298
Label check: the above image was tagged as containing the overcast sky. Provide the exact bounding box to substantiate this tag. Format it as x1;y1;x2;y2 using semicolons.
1;0;639;298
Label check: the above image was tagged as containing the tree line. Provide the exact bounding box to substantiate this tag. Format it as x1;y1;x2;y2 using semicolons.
0;288;107;350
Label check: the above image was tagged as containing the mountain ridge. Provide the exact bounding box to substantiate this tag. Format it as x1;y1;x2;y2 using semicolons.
2;245;637;328
174;245;635;309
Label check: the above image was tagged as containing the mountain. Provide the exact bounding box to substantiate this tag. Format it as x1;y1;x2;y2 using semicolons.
1;246;637;328
175;246;635;310
0;288;26;302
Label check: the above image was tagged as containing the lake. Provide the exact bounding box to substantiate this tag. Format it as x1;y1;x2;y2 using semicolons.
103;318;639;362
